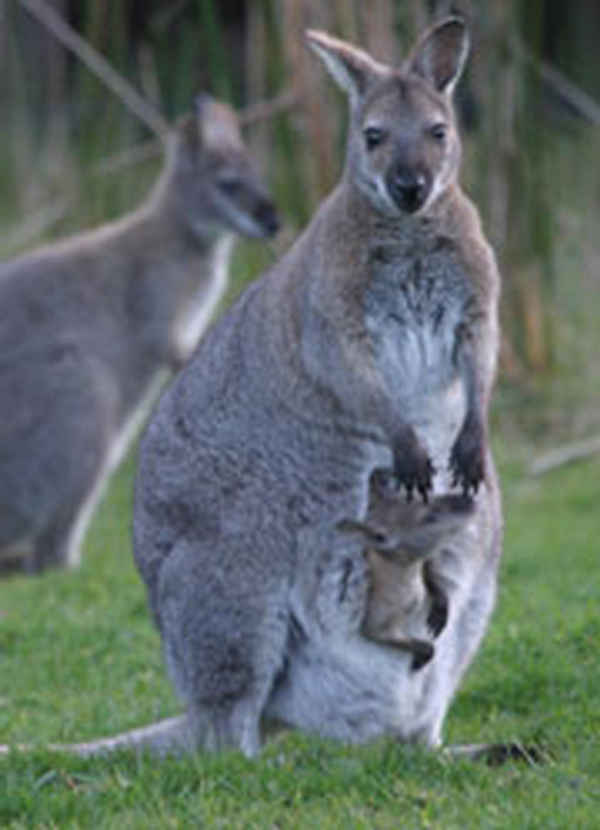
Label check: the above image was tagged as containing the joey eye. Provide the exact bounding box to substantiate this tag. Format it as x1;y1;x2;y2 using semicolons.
364;126;385;151
429;123;447;141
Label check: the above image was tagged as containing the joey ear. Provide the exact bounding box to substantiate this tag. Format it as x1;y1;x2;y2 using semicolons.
336;519;387;548
306;29;388;105
407;17;469;96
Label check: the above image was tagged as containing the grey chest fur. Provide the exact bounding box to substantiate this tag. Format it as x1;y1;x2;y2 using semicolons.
364;239;471;479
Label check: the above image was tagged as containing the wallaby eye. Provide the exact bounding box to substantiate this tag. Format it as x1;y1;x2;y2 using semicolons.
364;126;385;151
429;122;447;141
217;177;241;197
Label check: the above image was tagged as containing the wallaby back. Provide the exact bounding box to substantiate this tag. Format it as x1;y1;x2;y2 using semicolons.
134;18;502;756
0;95;278;573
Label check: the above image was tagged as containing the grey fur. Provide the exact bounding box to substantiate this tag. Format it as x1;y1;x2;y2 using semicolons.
134;18;502;756
0;96;278;573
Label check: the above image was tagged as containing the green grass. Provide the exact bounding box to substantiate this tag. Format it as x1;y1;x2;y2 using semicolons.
1;442;599;828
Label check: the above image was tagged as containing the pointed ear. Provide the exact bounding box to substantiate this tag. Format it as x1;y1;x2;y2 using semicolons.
336;519;387;548
192;93;212;147
305;29;387;105
194;93;243;150
407;17;469;96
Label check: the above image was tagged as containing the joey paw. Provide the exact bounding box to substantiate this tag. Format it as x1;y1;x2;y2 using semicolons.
426;594;449;638
410;640;435;671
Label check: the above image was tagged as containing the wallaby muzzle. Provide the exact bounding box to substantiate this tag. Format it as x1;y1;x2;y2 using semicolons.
254;197;280;237
386;164;431;214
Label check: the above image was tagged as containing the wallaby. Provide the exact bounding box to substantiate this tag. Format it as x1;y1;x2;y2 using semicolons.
334;469;476;669
0;95;278;573
131;17;502;757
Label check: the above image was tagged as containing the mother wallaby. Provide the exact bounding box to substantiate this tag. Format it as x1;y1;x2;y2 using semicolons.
134;18;502;757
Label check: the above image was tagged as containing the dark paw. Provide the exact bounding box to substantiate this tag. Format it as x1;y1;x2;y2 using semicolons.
449;421;486;495
426;593;449;638
369;467;400;496
410;640;435;671
424;563;449;638
393;446;435;502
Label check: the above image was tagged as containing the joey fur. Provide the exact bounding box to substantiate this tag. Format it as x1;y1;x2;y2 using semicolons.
0;96;278;573
338;469;475;669
133;18;502;757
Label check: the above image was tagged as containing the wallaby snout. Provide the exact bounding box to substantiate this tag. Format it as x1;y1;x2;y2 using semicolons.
386;163;430;214
253;198;280;237
176;95;280;241
215;174;279;239
210;154;279;239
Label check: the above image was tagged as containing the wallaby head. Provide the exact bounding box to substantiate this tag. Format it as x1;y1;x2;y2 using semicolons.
337;469;475;563
306;18;469;216
167;94;279;240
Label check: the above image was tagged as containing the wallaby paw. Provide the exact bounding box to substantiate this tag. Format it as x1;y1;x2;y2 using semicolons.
449;422;486;495
426;594;449;638
423;562;449;638
393;448;435;502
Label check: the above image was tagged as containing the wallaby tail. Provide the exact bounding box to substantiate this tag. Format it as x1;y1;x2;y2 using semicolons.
0;715;193;759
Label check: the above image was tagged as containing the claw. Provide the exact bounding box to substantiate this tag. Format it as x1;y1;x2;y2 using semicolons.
392;443;435;503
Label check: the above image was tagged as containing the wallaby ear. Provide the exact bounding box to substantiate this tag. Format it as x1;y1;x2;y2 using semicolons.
407;17;469;96
194;93;243;150
306;29;388;105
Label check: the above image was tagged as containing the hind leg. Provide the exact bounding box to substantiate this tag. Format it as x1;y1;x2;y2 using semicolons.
25;433;111;573
157;537;290;757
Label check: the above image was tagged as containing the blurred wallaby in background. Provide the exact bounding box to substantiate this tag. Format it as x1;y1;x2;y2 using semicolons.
133;17;501;757
0;95;278;574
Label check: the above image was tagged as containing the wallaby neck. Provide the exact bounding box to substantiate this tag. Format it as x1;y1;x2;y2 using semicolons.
80;137;236;370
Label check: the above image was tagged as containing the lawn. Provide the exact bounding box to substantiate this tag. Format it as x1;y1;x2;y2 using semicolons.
0;438;598;828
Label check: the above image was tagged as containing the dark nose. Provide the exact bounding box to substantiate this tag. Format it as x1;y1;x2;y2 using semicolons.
387;166;429;213
255;199;280;237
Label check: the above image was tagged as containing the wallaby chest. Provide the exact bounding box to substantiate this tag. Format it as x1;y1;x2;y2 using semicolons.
363;234;471;469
